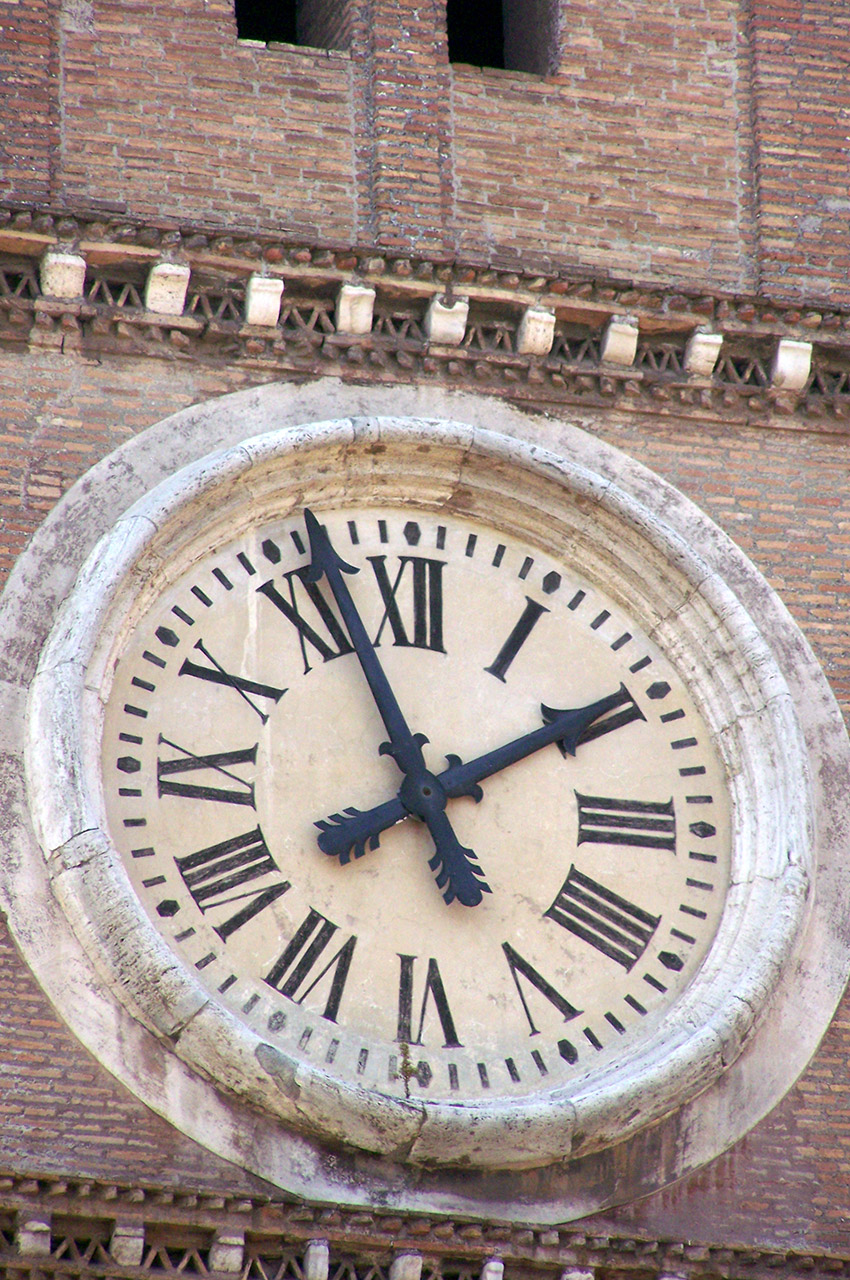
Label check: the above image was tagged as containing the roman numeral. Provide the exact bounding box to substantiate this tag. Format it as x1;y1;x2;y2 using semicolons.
576;793;676;852
258;568;354;674
265;908;357;1023
174;826;289;941
545;866;660;970
502;942;582;1035
575;684;646;746
484;596;549;681
369;555;446;652
179;639;287;724
156;736;257;807
396;954;462;1048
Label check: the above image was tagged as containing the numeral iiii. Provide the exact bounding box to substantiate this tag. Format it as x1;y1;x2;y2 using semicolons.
545;866;660;971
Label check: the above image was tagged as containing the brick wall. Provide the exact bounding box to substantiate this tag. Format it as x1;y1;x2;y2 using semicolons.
0;0;57;205
750;0;850;308
4;0;849;307
58;0;356;238
452;0;757;289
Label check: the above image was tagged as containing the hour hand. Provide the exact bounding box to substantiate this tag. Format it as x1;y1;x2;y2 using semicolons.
315;687;632;876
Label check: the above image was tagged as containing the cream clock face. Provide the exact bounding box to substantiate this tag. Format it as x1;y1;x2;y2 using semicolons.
15;408;844;1214
100;504;730;1106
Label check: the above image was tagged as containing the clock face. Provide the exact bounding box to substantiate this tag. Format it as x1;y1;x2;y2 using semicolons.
17;408;840;1210
100;504;730;1107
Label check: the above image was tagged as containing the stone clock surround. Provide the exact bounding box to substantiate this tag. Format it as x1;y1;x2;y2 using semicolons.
0;379;848;1222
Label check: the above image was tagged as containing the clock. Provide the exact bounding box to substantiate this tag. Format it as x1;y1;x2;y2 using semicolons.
8;393;850;1219
98;500;729;1127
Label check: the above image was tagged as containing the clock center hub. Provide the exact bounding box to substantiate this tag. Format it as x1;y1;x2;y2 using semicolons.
399;769;447;819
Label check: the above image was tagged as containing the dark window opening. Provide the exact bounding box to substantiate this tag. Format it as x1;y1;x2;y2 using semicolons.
235;0;296;44
234;0;352;51
447;0;560;75
447;0;505;69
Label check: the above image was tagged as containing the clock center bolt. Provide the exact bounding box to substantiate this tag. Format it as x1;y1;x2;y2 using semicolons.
398;770;447;821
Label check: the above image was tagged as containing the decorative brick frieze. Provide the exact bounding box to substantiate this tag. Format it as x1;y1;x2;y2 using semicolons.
2;206;850;429
0;1178;846;1280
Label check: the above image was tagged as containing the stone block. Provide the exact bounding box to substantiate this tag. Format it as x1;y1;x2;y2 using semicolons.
110;1224;145;1267
17;1216;51;1257
390;1253;423;1280
208;1232;245;1273
145;262;191;316
424;295;469;345
771;338;812;390
481;1261;504;1280
516;306;555;355
336;282;376;335
39;251;87;300
245;274;284;327
303;1240;330;1280
684;328;723;377
600;316;639;366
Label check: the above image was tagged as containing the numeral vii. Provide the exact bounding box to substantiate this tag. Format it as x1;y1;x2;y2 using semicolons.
265;908;357;1023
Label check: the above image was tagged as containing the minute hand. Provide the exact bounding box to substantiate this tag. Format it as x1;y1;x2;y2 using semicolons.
303;508;425;776
303;509;489;906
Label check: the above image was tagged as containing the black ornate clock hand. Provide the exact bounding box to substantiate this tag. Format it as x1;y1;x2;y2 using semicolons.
316;684;630;863
303;509;490;907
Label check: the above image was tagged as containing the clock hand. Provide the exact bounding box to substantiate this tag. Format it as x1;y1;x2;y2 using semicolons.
316;684;630;863
303;509;490;907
